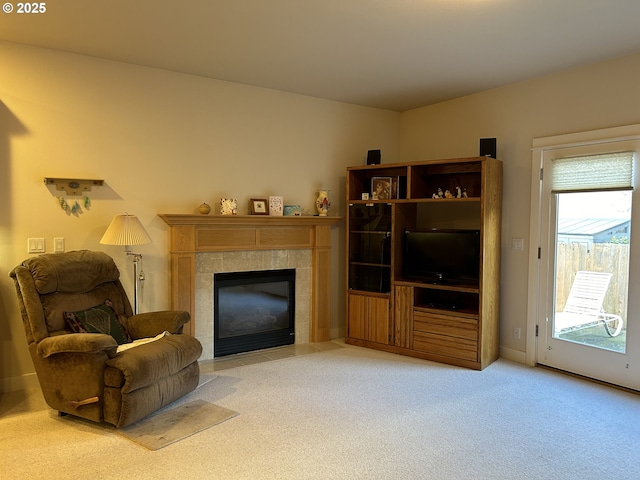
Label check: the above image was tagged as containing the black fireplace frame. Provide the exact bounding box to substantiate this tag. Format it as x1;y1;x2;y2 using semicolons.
213;269;295;357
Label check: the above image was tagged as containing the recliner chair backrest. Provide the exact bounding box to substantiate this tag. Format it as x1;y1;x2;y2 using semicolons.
10;250;133;344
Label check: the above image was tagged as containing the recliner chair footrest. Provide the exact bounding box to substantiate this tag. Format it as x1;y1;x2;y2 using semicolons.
104;334;202;393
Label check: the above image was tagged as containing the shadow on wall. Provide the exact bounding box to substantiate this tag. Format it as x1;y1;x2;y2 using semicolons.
0;100;29;387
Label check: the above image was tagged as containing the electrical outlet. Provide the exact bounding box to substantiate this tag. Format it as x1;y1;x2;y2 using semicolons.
513;327;521;340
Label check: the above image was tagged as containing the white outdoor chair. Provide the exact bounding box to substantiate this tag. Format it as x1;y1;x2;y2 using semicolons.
554;270;623;337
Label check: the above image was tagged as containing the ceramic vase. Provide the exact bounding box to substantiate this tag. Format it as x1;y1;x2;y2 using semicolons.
316;189;331;216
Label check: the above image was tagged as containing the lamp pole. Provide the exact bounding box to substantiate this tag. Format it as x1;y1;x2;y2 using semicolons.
127;252;144;314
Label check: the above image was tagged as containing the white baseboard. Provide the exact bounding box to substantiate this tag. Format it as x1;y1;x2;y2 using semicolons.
499;346;528;365
1;372;39;393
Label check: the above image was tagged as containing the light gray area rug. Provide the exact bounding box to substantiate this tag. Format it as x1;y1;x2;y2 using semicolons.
118;399;238;450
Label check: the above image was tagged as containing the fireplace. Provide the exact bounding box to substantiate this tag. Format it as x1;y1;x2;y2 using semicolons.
214;269;295;356
159;214;342;360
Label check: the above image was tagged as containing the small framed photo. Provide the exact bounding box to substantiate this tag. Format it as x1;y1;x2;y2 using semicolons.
284;205;302;216
371;176;392;200
250;198;269;215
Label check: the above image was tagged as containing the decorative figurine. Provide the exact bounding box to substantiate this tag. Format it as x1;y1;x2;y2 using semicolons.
220;198;238;215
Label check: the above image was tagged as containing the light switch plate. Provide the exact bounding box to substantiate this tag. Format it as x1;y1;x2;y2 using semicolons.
54;237;65;253
28;238;45;253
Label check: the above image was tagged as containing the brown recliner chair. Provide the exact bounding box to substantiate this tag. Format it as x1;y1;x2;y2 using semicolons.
10;250;202;428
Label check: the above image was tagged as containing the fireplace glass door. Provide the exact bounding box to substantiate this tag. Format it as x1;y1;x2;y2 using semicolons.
214;269;295;356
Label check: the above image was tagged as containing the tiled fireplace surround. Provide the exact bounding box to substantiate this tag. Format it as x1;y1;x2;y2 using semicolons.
159;214;341;361
195;249;311;359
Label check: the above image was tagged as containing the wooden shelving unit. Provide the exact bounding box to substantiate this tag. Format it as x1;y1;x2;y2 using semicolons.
345;157;502;370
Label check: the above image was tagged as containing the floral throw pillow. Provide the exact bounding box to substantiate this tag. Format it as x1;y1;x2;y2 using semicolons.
64;300;131;345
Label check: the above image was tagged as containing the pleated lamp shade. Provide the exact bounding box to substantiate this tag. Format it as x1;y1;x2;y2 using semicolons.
100;214;152;246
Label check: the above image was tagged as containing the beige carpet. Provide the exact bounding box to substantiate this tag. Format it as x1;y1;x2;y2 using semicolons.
118;399;238;450
2;342;639;479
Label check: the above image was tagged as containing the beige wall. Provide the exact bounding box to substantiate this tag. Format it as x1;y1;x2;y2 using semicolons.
0;41;400;390
3;39;640;390
400;51;640;361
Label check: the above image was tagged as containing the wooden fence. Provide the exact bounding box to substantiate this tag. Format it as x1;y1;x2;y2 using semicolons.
555;242;629;323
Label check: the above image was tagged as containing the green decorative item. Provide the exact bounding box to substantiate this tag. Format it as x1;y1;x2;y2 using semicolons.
59;197;70;212
48;179;97;216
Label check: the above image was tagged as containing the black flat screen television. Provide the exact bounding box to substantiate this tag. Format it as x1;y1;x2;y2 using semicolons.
403;229;480;285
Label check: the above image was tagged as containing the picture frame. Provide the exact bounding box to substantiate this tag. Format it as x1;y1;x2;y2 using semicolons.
250;198;269;215
269;196;284;216
283;205;302;216
371;176;392;200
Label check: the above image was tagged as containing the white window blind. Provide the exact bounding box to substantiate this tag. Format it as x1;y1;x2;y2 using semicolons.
551;151;635;193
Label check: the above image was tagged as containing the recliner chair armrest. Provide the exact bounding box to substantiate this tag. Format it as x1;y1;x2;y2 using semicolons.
37;333;118;358
126;311;190;338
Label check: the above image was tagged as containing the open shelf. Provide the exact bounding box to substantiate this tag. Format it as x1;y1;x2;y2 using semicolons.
347;165;408;201
409;161;482;199
413;286;479;317
395;279;479;294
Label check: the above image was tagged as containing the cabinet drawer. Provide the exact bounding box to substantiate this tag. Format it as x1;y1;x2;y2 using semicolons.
413;332;478;361
413;311;478;340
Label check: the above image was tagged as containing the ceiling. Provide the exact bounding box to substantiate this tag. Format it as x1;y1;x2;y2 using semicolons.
2;0;640;111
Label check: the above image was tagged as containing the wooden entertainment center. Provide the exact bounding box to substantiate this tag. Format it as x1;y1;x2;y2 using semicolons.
345;157;502;370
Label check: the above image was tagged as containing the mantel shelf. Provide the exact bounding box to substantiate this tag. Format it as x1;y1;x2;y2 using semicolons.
159;214;343;227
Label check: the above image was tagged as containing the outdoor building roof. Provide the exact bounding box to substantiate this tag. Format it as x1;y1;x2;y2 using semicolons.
558;218;629;235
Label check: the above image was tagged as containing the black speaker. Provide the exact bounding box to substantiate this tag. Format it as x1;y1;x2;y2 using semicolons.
479;138;496;158
366;149;381;165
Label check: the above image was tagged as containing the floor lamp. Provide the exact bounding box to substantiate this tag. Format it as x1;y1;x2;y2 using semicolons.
100;213;152;314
